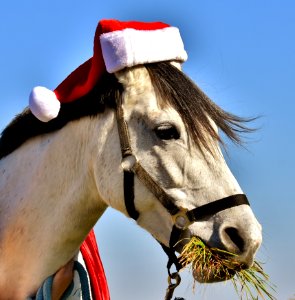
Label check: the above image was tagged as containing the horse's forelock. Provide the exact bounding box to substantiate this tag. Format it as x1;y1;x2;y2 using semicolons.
146;62;255;153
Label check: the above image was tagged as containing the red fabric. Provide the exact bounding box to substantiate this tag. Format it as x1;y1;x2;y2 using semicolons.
54;19;170;103
98;19;169;32
80;230;110;300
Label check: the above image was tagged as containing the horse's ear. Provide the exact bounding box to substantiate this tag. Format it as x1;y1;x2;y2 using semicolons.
170;61;182;70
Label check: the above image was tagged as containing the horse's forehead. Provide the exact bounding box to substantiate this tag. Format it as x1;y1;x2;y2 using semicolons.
116;66;177;118
116;66;154;96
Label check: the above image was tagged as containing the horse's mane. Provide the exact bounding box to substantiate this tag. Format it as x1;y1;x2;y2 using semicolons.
0;62;251;160
0;73;121;160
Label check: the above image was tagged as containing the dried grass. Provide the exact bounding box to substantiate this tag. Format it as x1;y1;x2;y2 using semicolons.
179;237;276;299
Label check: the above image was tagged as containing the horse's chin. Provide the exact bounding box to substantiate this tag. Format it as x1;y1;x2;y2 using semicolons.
192;265;235;283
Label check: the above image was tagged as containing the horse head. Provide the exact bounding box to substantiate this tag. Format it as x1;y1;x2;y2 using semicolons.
95;62;262;283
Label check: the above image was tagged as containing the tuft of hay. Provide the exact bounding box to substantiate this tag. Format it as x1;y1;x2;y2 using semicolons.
179;237;276;299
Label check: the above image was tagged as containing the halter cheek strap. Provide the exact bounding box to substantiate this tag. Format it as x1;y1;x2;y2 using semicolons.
116;96;180;220
115;98;250;300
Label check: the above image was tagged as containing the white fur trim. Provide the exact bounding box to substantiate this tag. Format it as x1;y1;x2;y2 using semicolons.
100;27;188;73
29;86;61;122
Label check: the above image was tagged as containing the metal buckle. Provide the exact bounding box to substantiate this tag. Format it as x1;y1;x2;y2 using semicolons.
121;154;137;172
172;208;190;229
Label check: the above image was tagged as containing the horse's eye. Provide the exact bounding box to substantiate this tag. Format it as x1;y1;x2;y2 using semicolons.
154;124;180;140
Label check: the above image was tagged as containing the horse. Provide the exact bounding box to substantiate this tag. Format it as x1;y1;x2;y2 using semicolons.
0;20;262;299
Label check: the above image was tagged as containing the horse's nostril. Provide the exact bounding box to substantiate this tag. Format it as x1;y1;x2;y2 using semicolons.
223;227;245;253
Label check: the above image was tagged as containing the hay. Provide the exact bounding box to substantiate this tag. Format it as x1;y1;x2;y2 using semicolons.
178;237;276;299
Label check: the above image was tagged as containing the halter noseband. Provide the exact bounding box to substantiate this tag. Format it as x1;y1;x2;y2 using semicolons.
115;97;249;299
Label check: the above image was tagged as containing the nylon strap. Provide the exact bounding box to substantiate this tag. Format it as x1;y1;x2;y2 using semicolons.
124;170;139;220
161;225;183;300
187;194;249;222
116;96;132;158
116;96;179;220
116;96;140;220
160;225;182;275
132;162;180;216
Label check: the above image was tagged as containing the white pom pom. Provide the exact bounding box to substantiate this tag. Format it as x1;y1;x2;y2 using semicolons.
29;86;61;122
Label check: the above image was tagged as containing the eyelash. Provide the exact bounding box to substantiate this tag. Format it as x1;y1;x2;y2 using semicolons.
154;124;180;140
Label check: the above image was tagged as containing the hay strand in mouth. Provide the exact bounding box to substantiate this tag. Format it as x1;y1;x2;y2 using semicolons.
178;237;276;300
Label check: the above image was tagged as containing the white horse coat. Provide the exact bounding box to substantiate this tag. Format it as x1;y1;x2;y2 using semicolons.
0;63;262;299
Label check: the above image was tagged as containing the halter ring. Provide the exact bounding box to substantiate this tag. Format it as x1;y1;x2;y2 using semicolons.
121;154;137;171
172;208;190;229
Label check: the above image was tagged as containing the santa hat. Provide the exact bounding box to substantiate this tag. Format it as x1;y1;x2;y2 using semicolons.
29;19;188;122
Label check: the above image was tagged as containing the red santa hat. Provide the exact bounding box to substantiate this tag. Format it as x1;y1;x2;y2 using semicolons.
29;19;188;122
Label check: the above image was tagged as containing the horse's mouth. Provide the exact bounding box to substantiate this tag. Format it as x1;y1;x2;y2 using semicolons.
177;236;248;283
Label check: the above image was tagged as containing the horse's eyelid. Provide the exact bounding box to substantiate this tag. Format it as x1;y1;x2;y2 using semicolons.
154;123;176;130
153;124;180;140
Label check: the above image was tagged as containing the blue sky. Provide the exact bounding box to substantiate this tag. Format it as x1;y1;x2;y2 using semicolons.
1;1;294;299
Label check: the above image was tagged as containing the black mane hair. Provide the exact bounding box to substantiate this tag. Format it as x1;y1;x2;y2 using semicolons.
0;61;252;160
0;72;122;160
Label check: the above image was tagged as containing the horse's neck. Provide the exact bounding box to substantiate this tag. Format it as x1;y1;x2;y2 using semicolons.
0;111;114;298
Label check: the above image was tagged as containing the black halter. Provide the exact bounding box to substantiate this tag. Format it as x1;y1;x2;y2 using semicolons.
115;97;250;299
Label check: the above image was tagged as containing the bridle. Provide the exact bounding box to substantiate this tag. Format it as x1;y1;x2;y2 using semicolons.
115;96;250;299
